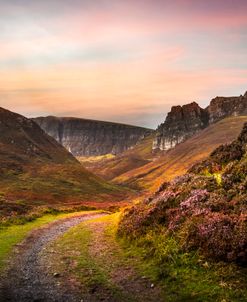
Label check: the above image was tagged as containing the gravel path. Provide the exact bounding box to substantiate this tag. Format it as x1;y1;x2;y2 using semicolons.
0;213;106;302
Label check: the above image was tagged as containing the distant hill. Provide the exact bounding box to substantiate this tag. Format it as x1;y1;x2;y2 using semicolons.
33;116;153;156
0;108;128;221
90;116;247;191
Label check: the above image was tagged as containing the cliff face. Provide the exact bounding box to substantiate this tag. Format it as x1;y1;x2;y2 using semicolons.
206;94;247;123
33;116;153;156
153;91;247;151
153;102;209;151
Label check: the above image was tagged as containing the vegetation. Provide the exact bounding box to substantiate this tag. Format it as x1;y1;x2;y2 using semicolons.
119;228;247;302
0;163;129;224
118;122;247;301
0;107;131;223
77;154;116;165
51;215;127;301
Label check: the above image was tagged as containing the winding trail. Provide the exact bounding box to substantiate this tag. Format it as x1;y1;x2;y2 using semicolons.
0;213;106;302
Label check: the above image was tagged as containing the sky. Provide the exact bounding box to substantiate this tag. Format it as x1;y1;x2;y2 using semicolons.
0;0;247;128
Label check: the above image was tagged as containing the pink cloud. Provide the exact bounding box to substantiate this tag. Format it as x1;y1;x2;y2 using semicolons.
0;0;247;127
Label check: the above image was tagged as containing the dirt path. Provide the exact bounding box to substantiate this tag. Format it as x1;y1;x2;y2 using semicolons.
0;212;106;302
48;215;164;302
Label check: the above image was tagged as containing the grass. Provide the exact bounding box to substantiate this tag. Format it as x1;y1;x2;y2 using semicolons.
5;163;124;197
0;210;99;272
119;227;247;302
0;162;130;224
77;154;115;165
50;213;247;301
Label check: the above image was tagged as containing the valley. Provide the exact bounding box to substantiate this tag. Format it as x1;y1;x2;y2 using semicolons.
0;90;247;301
83;116;247;192
1;1;247;301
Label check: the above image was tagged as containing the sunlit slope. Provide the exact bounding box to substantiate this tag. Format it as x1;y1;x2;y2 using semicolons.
0;107;128;221
80;133;156;180
113;116;247;191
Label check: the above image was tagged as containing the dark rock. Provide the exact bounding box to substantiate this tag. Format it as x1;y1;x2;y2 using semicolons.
153;102;209;151
206;94;247;123
153;91;247;151
33;116;153;156
53;273;60;278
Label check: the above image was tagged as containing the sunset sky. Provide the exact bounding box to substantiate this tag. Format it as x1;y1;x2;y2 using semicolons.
0;0;247;128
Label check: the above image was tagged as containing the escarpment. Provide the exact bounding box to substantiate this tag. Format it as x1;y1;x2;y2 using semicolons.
153;102;209;151
33;116;153;156
153;91;247;151
206;93;247;123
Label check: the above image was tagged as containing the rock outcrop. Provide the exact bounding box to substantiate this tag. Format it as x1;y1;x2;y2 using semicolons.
33;116;153;156
153;102;209;151
206;94;247;124
153;91;247;151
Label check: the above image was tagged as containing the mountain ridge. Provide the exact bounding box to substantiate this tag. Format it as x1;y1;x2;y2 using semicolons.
153;91;247;151
33;116;153;156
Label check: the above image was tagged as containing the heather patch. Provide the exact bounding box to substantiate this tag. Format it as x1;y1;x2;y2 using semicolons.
119;123;247;269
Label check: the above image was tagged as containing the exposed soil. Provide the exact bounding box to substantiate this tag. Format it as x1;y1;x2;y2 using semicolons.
0;213;106;302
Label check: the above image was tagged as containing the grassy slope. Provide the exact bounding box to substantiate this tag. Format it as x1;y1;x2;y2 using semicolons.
0;163;129;224
114;116;247;191
0;107;77;168
0;108;130;222
119;225;247;302
80;133;156;181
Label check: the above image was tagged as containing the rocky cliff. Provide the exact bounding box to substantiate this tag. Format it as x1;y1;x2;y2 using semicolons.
153;102;208;150
33;116;153;156
153;91;247;151
206;92;247;123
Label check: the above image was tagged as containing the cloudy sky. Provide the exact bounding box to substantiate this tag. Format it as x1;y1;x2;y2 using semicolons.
0;0;247;128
